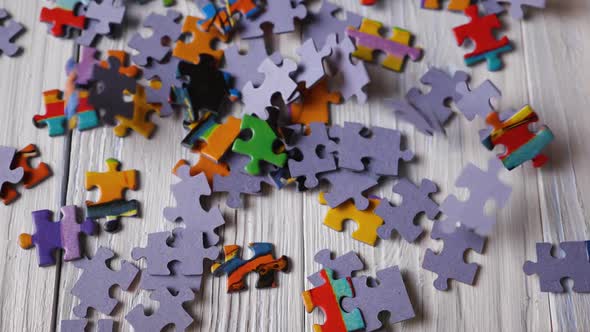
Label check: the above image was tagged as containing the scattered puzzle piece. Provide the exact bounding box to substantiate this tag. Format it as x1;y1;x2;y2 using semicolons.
128;10;183;66
60;319;114;332
173;15;228;65
483;105;554;170
422;222;486;291
290;78;341;128
77;0;125;47
302;268;365;332
421;0;470;10
375;178;439;243
173;156;229;186
524;241;590;293
113;85;157;138
237;0;307;39
295;37;332;88
126;288;194;331
303;1;362;49
232;114;287;175
40;6;85;37
0;144;52;205
0;9;24;57
453;5;513;71
482;0;546;19
346;19;422;72
138;262;203;293
142;57;182;117
18;206;97;267
99;50;140;78
342;266;415;331
307;249;364;287
320;168;379;210
455;79;501;121
85;159;139;232
34;89;100;136
319;192;383;246
325;34;370;103
71;246;139;317
0;146;24;203
182;114;242;161
212;243;289;292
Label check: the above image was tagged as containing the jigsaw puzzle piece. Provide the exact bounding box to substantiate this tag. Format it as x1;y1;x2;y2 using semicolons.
455;79;501;121
0;144;52;205
128;10;183;66
421;0;470;10
482;0;546;19
183;114;242;161
0;146;25;204
60;319;114;332
319;193;383;246
307;249;364;287
99;50;140;78
126;289;194;331
325;34;370;104
237;0;307;39
295;37;332;88
320;168;379;210
138;262;203;293
77;0;125;47
346;19;422;72
211;243;289;292
303;1;362;49
302;268;365;332
174;16;228;65
173;156;229;186
0;9;24;57
232;114;287;175
483;105;554;170
289;78;342;128
40;6;85;37
113;85;157;138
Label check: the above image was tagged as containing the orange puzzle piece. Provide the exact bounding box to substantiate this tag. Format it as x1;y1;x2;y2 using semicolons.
173;155;229;186
100;50;140;78
0;144;52;205
183;114;242;162
173;16;228;65
422;0;470;10
290;79;341;128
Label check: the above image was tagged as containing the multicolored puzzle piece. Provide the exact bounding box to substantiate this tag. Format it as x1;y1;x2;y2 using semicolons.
0;144;52;205
198;0;261;35
34;89;99;137
482;105;554;170
18;206;97;267
85;159;139;232
302;268;365;332
182;113;242;161
421;0;470;10
211;243;289;293
453;5;513;71
319;193;383;246
346;19;422;72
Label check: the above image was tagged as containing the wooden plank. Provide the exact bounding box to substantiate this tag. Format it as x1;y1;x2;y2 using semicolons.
0;0;77;331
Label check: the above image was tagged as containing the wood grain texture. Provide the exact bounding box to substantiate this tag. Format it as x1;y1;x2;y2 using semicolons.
0;0;586;331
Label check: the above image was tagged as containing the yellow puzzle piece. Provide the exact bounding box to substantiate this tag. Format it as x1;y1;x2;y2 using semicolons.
114;85;158;138
319;192;384;246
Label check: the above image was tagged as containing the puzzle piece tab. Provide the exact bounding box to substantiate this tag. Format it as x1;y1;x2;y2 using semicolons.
0;9;24;57
483;105;554;170
346;19;422;72
211;243;289;292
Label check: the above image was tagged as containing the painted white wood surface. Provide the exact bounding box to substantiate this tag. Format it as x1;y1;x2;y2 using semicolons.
1;0;588;331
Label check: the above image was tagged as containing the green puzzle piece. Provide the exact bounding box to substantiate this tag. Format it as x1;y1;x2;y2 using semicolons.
232;115;287;175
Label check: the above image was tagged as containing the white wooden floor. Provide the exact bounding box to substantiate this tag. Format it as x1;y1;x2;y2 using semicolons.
1;0;589;331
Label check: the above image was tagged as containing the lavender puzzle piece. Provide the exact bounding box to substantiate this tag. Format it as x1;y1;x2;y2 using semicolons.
295;37;332;88
71;247;139;318
237;0;307;39
320;168;379;210
303;1;362;49
0;9;24;57
325;34;370;103
385;98;437;135
455;79;501;121
286;122;337;189
222;38;283;94
482;0;546;19
61;319;114;332
131;228;218;276
213;153;274;209
422;222;486;291
126;288;194;332
375;178;439;243
0;146;23;190
524;241;590;293
77;0;125;47
128;10;182;66
163;165;225;245
342;266;415;331
440;158;512;235
420;67;469;123
307;249;364;287
241;57;299;119
74;47;98;86
329;122;414;176
142;57;182;117
138;262;203;293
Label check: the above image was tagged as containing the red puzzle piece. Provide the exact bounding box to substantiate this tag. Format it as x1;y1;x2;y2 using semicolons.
0;144;52;205
40;7;85;37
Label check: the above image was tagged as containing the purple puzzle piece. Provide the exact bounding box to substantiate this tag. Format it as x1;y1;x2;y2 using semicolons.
77;0;125;47
0;145;23;190
0;9;24;57
128;10;182;66
237;0;307;39
71;247;139;318
126;288;195;332
440;158;512;235
131;228;219;276
222;38;283;94
320;168;379;210
385;97;438;135
303;1;362;49
342;266;415;331
213;153;274;209
422;222;486;291
325;34;370;103
286;122;337;190
73;47;98;86
241;57;299;120
307;249;364;287
295;37;332;88
20;206;97;267
329;122;414;176
138;262;203;293
524;241;590;293
482;0;546;19
163;165;225;245
142;57;182;117
455;79;501;121
375;178;439;243
61;319;114;332
420;67;469;123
